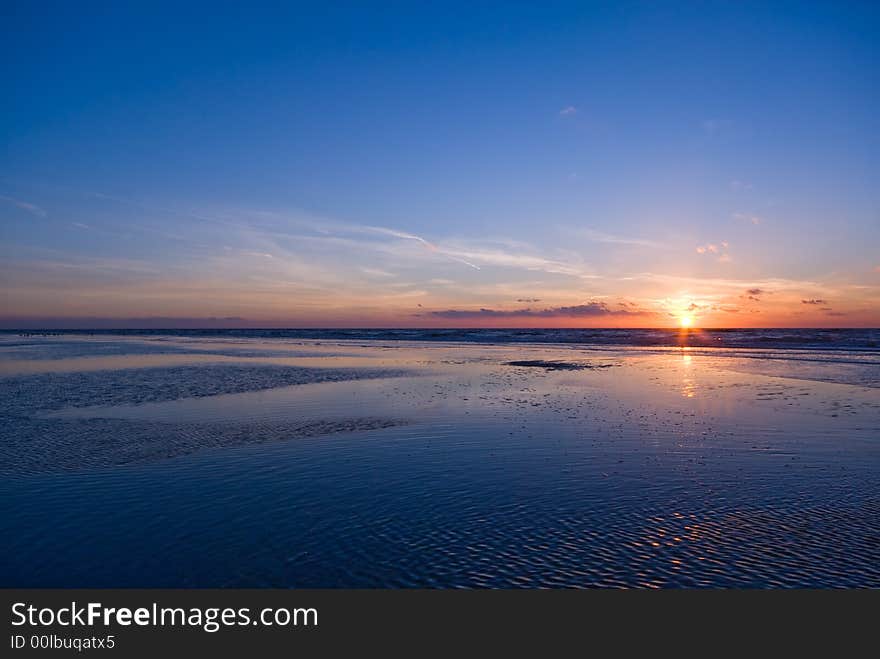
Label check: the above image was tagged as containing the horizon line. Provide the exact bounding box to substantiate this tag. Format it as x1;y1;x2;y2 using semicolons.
3;326;878;332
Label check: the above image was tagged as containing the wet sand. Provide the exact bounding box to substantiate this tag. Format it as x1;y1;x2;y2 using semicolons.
1;334;878;587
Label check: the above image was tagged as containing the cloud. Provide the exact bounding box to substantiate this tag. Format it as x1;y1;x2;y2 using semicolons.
360;267;396;278
173;207;601;287
439;244;584;277
801;299;827;305
733;213;761;226
38;194;603;284
575;228;667;249
730;180;754;191
363;226;481;270
743;288;765;302
429;301;653;319
559;106;577;116
0;195;47;218
696;241;731;262
11;189;876;326
241;251;274;259
365;225;433;246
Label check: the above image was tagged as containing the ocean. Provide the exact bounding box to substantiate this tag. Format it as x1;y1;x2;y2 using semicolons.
1;331;878;587
6;327;879;351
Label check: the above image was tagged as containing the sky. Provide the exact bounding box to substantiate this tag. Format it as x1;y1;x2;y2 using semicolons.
2;1;878;328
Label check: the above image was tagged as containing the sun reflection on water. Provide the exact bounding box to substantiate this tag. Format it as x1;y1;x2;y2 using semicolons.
680;351;697;398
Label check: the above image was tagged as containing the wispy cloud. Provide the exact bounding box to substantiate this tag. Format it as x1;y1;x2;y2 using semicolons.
5;188;877;326
0;195;47;218
559;106;577;116
429;301;653;319
363;226;481;270
208;210;600;283
440;245;582;276
360;267;396;278
575;228;668;249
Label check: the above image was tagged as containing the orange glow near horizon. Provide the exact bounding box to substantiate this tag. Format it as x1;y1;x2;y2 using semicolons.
679;315;694;329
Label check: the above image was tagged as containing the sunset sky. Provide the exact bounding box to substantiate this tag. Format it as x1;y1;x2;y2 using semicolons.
2;2;878;328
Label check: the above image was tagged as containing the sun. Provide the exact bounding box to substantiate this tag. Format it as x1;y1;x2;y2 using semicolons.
679;315;694;329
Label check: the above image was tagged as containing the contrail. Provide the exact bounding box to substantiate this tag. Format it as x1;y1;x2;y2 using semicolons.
366;226;481;270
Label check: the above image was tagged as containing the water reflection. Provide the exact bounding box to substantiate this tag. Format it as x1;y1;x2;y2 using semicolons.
680;351;697;398
4;334;879;588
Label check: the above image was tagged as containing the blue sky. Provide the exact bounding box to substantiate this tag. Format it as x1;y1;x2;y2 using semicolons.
2;1;878;327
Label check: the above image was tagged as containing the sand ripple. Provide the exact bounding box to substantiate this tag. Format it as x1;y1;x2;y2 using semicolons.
0;363;409;416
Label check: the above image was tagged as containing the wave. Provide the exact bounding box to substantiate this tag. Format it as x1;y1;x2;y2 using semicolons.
4;327;879;352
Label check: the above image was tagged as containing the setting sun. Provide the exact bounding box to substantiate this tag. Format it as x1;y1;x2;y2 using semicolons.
679;315;694;328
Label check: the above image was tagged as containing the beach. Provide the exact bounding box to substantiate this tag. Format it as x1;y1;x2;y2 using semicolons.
1;331;878;587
